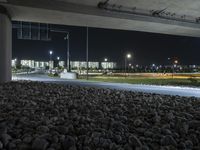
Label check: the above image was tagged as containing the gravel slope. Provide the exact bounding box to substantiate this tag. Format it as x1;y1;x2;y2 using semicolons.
0;81;200;150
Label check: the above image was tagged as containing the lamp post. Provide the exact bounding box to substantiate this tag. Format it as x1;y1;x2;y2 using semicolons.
174;60;178;64
86;27;89;80
125;53;131;77
57;56;60;67
49;50;53;61
14;58;17;69
49;50;53;69
152;64;156;73
172;60;178;79
50;29;70;72
104;58;108;72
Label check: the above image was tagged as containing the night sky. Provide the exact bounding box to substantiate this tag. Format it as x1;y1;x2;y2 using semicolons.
12;23;200;67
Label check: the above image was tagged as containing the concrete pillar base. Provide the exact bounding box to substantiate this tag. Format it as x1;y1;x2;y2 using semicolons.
0;6;12;82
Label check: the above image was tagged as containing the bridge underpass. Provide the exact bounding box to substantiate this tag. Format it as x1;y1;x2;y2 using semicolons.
1;0;200;82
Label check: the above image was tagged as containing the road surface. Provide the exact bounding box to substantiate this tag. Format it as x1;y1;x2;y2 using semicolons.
12;74;200;98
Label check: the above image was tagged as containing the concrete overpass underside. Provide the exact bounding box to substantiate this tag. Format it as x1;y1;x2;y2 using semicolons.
1;0;200;82
1;0;200;37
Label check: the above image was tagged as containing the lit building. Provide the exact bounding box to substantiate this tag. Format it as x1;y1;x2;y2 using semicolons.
71;61;86;69
20;60;49;68
12;60;117;70
49;61;54;69
35;61;49;68
21;60;35;68
12;59;17;67
71;61;117;69
71;61;99;69
89;62;99;69
34;61;40;68
101;62;117;69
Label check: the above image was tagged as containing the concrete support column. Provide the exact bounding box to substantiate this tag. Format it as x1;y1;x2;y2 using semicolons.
0;6;12;82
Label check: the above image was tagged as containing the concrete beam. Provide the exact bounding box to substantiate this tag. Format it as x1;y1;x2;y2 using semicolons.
0;5;12;82
2;0;200;37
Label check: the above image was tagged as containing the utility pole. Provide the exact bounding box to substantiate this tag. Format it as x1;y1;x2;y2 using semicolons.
125;58;127;77
125;53;132;77
66;34;70;72
50;29;70;71
86;27;89;80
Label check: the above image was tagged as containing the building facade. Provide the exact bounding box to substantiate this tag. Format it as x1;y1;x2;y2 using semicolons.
12;60;117;70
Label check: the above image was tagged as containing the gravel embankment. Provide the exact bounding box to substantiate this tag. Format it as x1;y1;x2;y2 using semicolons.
0;81;200;150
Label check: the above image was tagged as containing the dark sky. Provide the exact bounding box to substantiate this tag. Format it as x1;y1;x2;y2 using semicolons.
13;23;200;66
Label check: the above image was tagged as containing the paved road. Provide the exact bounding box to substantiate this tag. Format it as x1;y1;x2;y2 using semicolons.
12;74;200;98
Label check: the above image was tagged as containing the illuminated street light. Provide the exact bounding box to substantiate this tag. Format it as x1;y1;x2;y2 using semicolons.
172;59;179;79
127;53;131;59
168;57;179;79
49;50;53;60
152;64;156;73
57;57;60;67
104;58;108;71
125;53;132;77
49;50;53;55
49;50;53;70
51;29;70;72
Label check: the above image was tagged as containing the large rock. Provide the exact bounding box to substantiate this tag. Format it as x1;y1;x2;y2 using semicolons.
32;138;49;150
62;136;76;150
128;135;142;147
161;135;177;146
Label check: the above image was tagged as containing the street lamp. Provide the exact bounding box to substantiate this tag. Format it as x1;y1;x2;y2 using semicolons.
49;50;53;60
151;64;156;73
127;54;131;59
125;53;132;77
49;50;53;69
104;58;108;71
172;59;178;79
50;29;70;72
57;56;60;67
